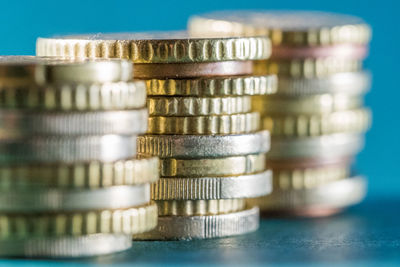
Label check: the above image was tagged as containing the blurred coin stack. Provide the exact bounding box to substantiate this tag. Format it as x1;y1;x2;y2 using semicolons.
37;33;277;239
189;11;372;217
0;56;158;257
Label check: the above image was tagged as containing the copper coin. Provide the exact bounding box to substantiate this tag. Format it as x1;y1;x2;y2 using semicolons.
133;61;253;78
261;207;342;218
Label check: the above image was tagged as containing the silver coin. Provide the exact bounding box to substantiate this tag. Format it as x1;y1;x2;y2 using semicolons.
0;109;148;136
0;184;150;212
152;170;272;200
138;130;270;158
268;133;364;159
0;135;137;163
247;175;366;211
133;206;259;240
276;71;371;96
0;234;132;257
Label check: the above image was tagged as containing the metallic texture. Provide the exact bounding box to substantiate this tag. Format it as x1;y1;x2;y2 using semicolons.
0;56;132;84
253;59;362;78
276;72;371;96
158;153;266;177
253;94;363;114
268;133;364;159
0;134;137;163
133;206;259;240
247;176;367;212
147;112;260;135
36;34;271;63
0;184;150;212
271;163;351;190
270;44;368;60
0;156;159;189
133;61;253;78
137;131;270;158
0;109;148;136
0;234;132;257
151;170;272;200
156;199;246;216
144;75;277;97
262;108;371;137
0;204;157;237
188;11;371;46
147;96;251;116
0;81;146;111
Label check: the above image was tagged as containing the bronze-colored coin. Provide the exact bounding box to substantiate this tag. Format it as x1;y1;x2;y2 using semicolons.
134;61;253;78
267;156;352;169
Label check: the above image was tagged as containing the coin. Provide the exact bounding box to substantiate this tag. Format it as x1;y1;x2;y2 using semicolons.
0;184;150;212
0;156;159;189
147;96;251;116
262;108;370;137
156;199;246;216
138;131;270;158
134;61;253;78
0;203;157;236
253;58;362;78
276;71;371;96
36;33;271;63
188;11;371;46
0;109;148;136
0;135;137;163
269;133;364;159
147;112;260;135
133;206;259;240
152;170;272;200
159;153;266;177
253;94;363;114
0;234;132;257
0;56;132;84
144;75;277;96
0;81;146;111
247;176;367;214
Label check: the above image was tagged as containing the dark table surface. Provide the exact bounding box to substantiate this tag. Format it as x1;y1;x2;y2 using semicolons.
0;197;399;266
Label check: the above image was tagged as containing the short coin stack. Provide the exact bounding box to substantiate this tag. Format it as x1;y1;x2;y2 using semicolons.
0;56;158;257
189;11;372;217
36;33;277;239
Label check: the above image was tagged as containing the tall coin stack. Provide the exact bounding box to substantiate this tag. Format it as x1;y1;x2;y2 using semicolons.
36;33;278;239
189;11;372;217
0;56;158;257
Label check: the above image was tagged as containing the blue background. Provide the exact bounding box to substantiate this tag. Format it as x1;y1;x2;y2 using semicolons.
0;1;398;266
1;0;396;198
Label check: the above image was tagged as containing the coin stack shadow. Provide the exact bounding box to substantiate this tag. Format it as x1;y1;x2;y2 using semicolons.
36;33;278;239
0;57;158;257
188;11;372;217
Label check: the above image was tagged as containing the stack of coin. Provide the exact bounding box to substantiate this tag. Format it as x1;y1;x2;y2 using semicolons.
188;11;372;217
36;33;278;239
0;56;158;257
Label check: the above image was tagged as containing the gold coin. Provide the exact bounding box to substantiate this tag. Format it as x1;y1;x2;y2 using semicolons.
0;203;157;238
254;59;362;78
144;75;277;97
156;199;245;216
188;11;371;46
0;156;159;189
158;153;266;177
253;94;363;114
0;81;146;111
133;61;253;78
148;96;251;116
147;112;260;135
272;163;350;190
0;56;132;85
262;108;370;137
36;33;271;63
